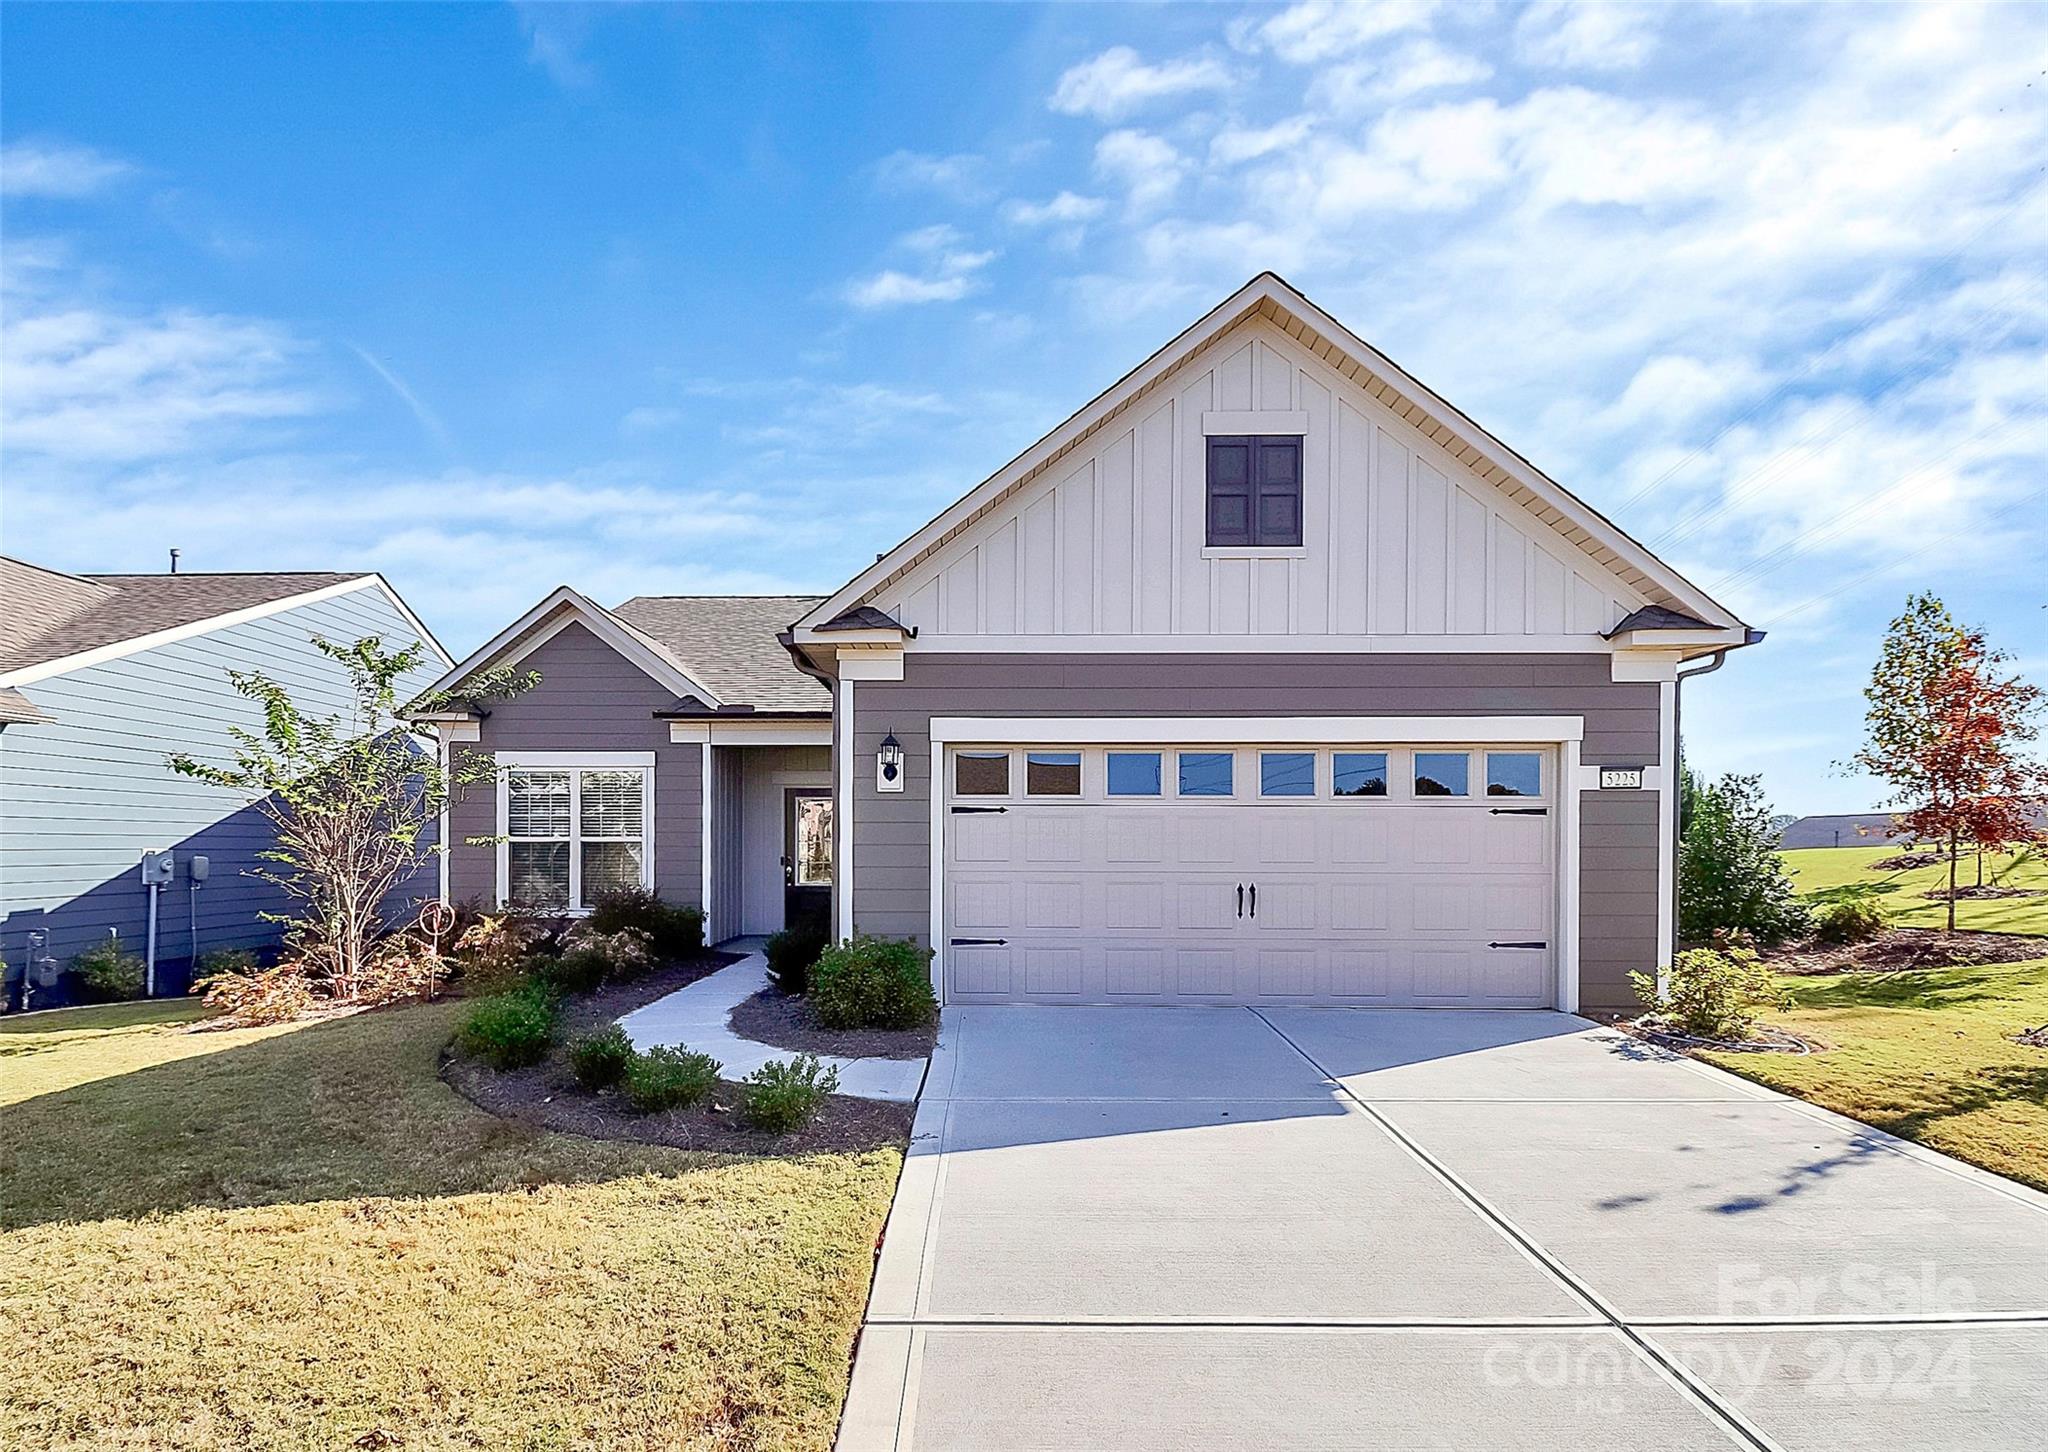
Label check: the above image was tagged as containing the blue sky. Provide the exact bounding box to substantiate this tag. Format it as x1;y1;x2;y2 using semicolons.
3;1;2043;814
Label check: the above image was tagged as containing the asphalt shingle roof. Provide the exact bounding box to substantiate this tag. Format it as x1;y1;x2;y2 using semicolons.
0;558;367;676
609;595;829;712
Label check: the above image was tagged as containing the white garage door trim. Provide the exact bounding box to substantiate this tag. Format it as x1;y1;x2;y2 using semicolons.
927;716;1583;1012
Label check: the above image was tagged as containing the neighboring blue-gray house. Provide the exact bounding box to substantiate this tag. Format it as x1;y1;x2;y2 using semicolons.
1;558;449;1004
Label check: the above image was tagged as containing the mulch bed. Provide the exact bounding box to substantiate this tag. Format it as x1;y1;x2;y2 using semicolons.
1766;928;2048;976
440;949;915;1156
1920;885;2042;902
728;987;936;1061
1869;851;1944;870
1621;1019;1820;1055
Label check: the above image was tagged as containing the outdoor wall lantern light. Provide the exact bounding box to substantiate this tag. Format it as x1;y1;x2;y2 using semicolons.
877;733;905;793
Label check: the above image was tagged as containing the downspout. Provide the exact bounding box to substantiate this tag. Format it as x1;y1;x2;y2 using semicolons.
1669;628;1767;954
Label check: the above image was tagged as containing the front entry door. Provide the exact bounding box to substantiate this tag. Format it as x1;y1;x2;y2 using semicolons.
783;789;833;936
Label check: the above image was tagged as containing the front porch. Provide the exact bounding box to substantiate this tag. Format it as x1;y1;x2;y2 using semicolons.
697;740;833;946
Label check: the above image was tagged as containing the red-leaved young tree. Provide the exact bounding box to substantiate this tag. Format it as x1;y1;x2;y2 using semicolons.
1851;595;2046;931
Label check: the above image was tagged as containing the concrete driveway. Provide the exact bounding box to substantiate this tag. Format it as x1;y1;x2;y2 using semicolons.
839;1006;2048;1451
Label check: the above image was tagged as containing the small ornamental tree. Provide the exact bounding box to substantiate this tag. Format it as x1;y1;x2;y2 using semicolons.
170;636;533;1001
1677;772;1809;945
1850;595;2046;931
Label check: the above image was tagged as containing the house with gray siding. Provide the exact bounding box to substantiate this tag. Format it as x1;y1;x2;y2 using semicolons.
1;559;449;1003
414;274;1755;1015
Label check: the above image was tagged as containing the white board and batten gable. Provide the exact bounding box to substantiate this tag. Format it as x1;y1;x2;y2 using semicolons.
793;274;1747;683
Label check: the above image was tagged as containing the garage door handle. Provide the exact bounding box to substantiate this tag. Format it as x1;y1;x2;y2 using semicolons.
1236;883;1244;918
1249;882;1257;918
1488;940;1548;949
951;805;1008;814
949;937;1008;946
1489;807;1548;815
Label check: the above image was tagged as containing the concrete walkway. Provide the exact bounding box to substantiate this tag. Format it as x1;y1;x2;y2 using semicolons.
839;1005;2048;1451
617;944;927;1103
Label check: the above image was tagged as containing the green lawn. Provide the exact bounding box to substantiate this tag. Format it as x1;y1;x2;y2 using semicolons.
1700;956;2048;1194
1779;844;2048;934
0;998;902;1452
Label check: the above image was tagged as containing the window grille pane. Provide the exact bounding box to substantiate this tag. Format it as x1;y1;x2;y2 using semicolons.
507;840;570;909
581;841;645;897
579;769;645;838
506;770;570;837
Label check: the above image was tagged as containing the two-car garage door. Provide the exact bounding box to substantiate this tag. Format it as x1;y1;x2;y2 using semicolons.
941;742;1558;1008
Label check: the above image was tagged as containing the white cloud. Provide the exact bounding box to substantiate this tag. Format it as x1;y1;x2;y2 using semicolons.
1049;45;1232;121
1094;130;1186;211
874;149;989;200
1210;117;1315;165
1;303;325;461
514;2;596;87
1243;0;1441;64
0;140;134;198
1515;1;1659;72
1309;40;1493;112
1003;191;1108;226
843;231;995;309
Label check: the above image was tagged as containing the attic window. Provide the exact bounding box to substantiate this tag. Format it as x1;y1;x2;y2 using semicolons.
1206;436;1301;548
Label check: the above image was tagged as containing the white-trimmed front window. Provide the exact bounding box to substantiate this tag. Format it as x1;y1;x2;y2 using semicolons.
497;752;654;911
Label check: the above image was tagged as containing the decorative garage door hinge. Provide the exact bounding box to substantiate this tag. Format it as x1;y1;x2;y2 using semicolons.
1487;941;1548;949
950;805;1008;814
949;937;1008;946
1488;807;1549;815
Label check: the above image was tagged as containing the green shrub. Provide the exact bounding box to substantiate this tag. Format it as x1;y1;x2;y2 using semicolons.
740;1054;840;1134
195;947;260;978
454;981;560;1069
531;948;606;997
764;922;828;995
623;1045;722;1114
1629;945;1791;1042
583;887;704;961
1677;770;1810;945
1812;895;1890;946
567;1024;635;1090
808;935;936;1030
538;924;657;995
70;939;146;1001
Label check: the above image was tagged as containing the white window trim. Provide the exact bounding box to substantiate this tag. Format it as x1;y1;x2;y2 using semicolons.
495;753;655;912
926;717;1584;1010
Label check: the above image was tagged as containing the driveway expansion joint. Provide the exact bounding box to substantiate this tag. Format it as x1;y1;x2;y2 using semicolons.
1246;1007;1784;1452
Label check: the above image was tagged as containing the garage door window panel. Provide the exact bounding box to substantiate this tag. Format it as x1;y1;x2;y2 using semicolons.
1177;752;1235;798
1486;752;1544;798
1414;752;1471;798
1333;752;1389;798
1025;751;1082;796
955;751;1011;797
1106;751;1163;797
1259;751;1316;797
